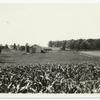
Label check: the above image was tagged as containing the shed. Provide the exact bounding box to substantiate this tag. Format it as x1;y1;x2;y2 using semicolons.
29;44;43;53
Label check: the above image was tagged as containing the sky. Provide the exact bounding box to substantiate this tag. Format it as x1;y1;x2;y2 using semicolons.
0;4;100;46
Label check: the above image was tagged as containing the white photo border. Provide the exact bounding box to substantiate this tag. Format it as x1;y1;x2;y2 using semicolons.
0;0;100;3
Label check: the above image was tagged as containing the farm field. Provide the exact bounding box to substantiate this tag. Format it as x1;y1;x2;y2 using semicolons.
1;50;100;93
0;50;100;65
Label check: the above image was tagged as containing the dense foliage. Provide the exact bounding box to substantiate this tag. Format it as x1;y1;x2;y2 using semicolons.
48;39;100;50
0;63;100;93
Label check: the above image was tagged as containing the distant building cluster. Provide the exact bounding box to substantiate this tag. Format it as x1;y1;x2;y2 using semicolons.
0;43;52;54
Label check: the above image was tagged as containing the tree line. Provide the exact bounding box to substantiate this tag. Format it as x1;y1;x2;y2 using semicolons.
0;43;30;53
0;43;25;51
48;39;100;50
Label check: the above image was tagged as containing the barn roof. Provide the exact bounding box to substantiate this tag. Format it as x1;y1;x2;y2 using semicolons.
31;44;43;49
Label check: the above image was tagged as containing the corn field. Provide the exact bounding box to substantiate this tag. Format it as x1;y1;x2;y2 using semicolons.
0;63;100;93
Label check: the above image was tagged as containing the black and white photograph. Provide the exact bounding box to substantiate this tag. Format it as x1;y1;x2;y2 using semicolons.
0;0;100;99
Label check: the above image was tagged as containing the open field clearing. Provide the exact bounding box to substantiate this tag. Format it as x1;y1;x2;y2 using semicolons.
81;51;100;57
0;50;100;65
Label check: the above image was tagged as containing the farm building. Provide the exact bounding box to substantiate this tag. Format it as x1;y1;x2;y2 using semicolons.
25;44;53;53
29;44;43;53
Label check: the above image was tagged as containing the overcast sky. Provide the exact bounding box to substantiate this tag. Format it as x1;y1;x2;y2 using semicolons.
0;4;100;46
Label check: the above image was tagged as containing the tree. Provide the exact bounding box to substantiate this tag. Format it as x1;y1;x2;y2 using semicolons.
4;44;9;49
0;44;2;54
13;43;17;50
61;41;67;50
80;40;91;50
25;43;30;53
74;39;84;50
68;39;75;50
48;41;53;47
17;44;20;50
